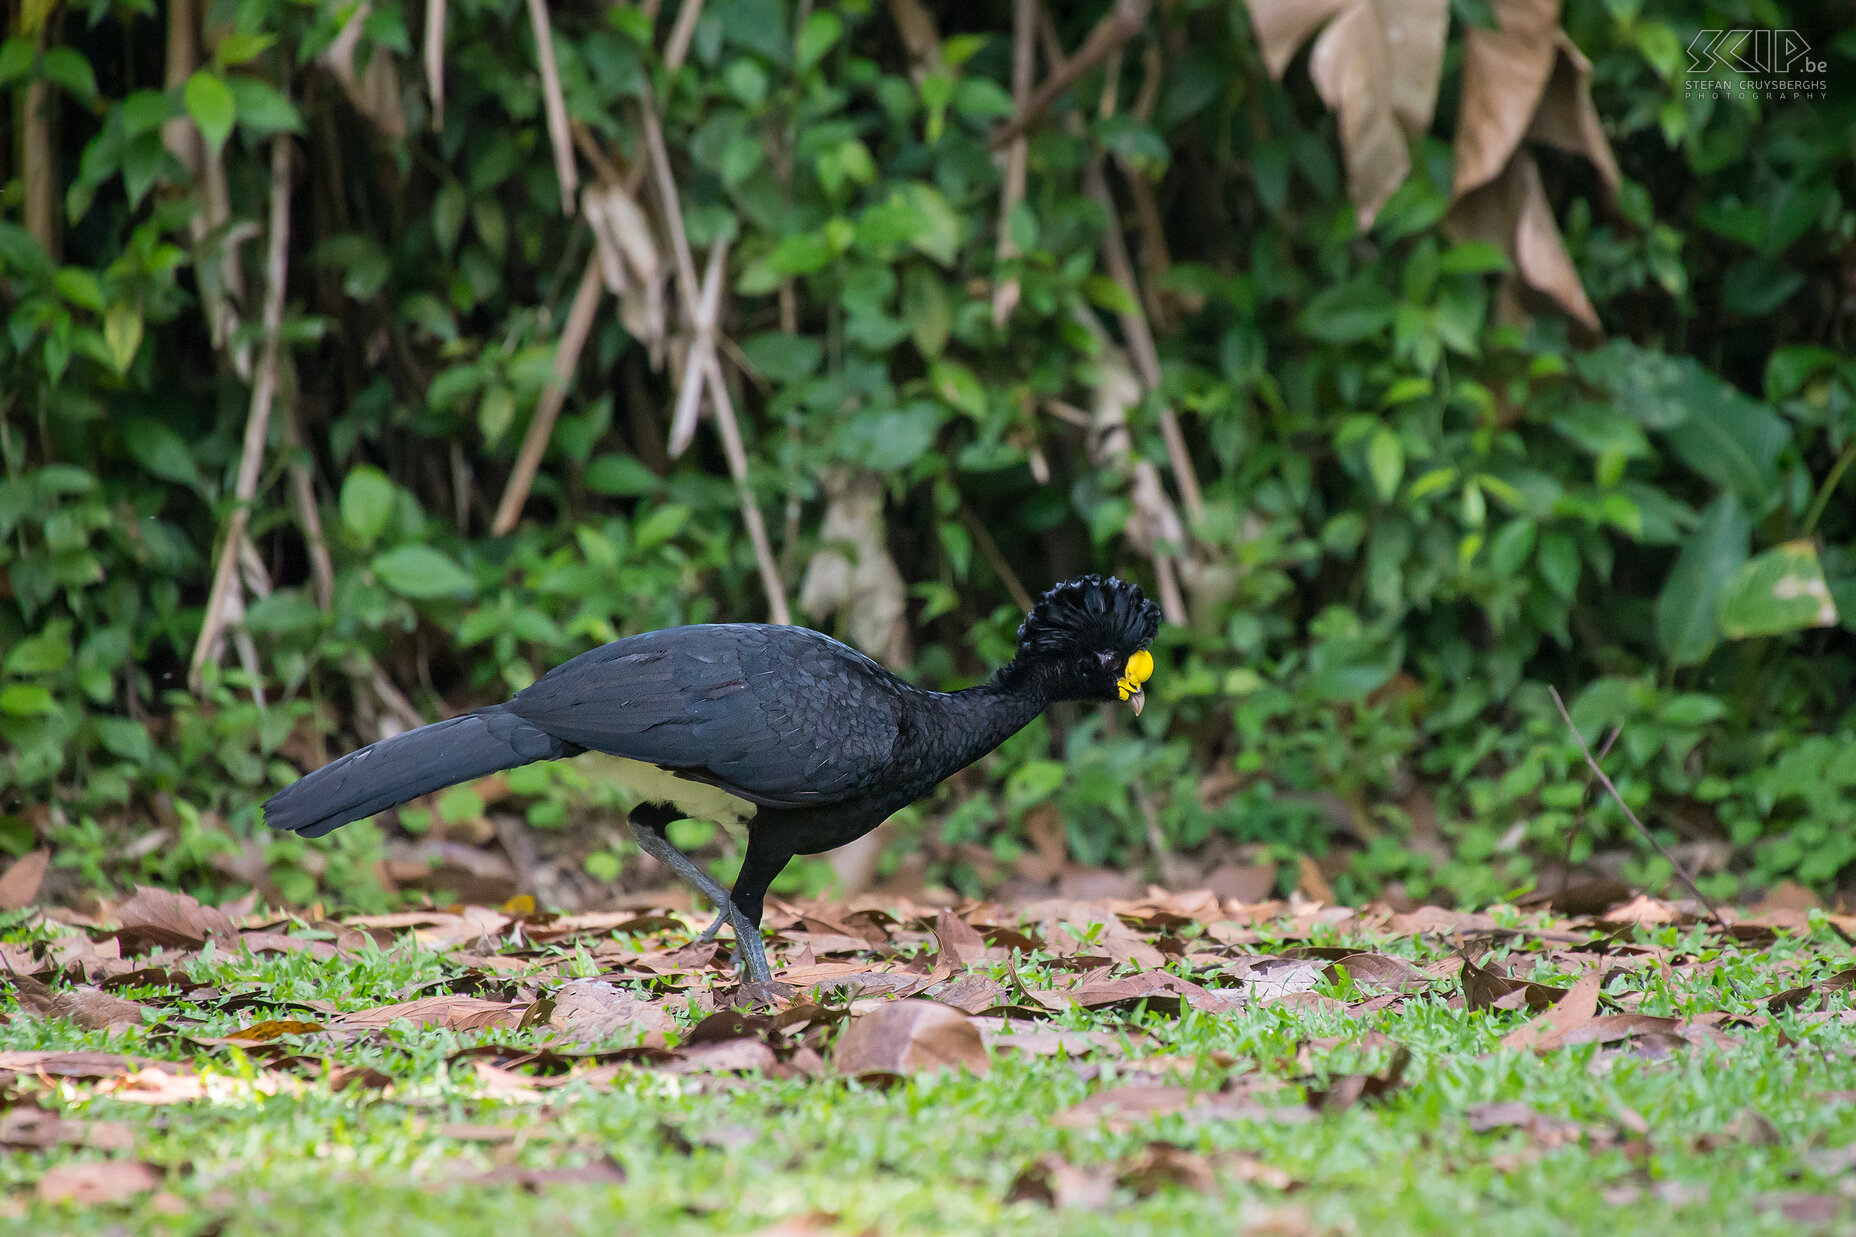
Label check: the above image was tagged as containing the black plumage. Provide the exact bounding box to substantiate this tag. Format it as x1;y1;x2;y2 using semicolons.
263;575;1162;982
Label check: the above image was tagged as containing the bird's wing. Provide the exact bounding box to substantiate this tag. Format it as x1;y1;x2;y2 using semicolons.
507;625;901;807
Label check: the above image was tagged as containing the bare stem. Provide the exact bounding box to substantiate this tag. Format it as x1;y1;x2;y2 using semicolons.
1548;685;1729;931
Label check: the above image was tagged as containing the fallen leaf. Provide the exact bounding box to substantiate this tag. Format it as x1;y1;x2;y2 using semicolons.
238;931;339;960
1117;1142;1218;1195
7;974;150;1031
832;1000;989;1081
112;885;238;952
1600;894;1685;927
433;1122;520;1143
36;1160;160;1206
1754;1192;1848;1226
0;849;49;909
1008;1152;1115;1210
0;1051;176;1080
331;995;523;1032
1501;970;1601;1051
0;1107;134;1150
190;1019;327;1048
1323;953;1429;992
547;980;674;1045
453;1155;626;1192
931;908;989;968
1306;1044;1411;1112
1458;954;1570;1013
1465;1101;1585;1147
664;1038;778;1074
926;973;1005;1014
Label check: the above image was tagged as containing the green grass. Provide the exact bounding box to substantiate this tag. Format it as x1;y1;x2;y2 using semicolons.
4;907;1856;1236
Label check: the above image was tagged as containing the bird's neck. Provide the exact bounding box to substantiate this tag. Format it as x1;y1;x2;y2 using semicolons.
908;661;1053;776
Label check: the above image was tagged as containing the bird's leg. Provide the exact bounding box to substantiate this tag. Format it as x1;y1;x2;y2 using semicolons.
626;805;733;928
723;834;794;986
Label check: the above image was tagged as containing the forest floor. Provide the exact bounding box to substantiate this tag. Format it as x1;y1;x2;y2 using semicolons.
3;872;1856;1236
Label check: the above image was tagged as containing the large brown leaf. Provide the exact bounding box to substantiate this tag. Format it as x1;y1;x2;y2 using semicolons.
832;999;989;1080
112;885;237;951
9;973;151;1031
330;994;523;1033
0;848;49;909
1445;153;1599;329
1248;0;1449;227
36;1160;161;1205
1501;970;1601;1051
546;980;674;1045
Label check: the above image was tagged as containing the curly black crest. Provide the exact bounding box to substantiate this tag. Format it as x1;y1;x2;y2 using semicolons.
1016;575;1162;658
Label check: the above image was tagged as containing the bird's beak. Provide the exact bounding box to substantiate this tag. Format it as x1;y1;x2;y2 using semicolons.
1128;687;1145;717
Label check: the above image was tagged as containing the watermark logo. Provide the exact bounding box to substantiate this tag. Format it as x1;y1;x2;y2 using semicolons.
1685;30;1827;100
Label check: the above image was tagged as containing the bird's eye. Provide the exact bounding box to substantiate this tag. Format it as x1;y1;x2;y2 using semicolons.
1096;650;1116;667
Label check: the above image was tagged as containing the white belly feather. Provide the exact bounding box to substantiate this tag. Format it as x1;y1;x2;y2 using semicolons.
599;756;758;839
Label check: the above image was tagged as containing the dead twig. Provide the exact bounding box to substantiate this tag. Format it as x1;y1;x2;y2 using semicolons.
1547;686;1730;931
490;258;605;535
703;350;793;625
1081;155;1203;525
662;0;705;72
959;509;1035;614
524;0;578;213
989;0;1150;150
425;0;447;130
991;0;1038;327
668;240;729;459
190;136;294;695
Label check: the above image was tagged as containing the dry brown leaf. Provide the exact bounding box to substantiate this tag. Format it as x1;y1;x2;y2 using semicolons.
331;994;522;1033
238;930;339;960
927;973;1005;1014
1008;1152;1116;1210
319;2;408;138
1324;952;1429;992
1445;152;1599;329
0;1107;134;1151
1054;1084;1242;1132
1600;894;1685;927
1249;0;1448;227
8;974;150;1032
1305;1044;1411;1111
0;849;49;909
1465;1101;1586;1146
798;471;912;667
1754;1192;1849;1226
36;1160;160;1205
832;999;989;1081
1458;954;1569;1013
1501;970;1601;1051
454;1155;626;1192
190;1019;327;1048
113;885;237;951
547;980;674;1044
0;1051;175;1080
1451;0;1562;197
665;1039;778;1074
1117;1142;1218;1195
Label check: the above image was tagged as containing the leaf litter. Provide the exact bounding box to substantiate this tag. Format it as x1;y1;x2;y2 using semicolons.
4;879;1856;1217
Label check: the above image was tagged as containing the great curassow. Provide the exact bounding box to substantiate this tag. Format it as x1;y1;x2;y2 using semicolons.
262;575;1161;982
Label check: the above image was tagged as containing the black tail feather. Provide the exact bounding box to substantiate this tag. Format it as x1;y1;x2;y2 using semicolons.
262;706;572;838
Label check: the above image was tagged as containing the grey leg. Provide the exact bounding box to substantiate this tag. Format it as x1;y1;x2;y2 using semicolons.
628;818;731;915
627;812;767;981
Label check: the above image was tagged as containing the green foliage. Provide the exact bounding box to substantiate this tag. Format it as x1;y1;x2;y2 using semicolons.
2;0;1854;906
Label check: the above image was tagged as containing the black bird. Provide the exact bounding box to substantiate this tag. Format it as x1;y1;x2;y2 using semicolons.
263;575;1161;982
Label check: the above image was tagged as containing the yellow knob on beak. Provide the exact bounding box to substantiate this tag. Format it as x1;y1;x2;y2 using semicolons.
1118;649;1154;714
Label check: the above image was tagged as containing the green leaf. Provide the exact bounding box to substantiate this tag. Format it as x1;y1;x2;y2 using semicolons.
432;183;466;256
930;359;986;418
226;76;303;136
53;267;104;312
1298;281;1397;343
1082;274;1140;317
1365;428;1403;501
0;684;56;717
184;70;237;157
740;332;821;383
633;504;691;551
1487;519;1537;577
1718;541;1840;640
895;182;959;266
1655;494;1749;665
0;37;32;88
215;32;275;66
122;417;199;488
340;465;396;546
94;716;151;762
585;454;661;498
1005;759;1066;813
0;221;54;280
103;303;143;374
901;266;950;359
837;401;945;471
796;10;842;71
372;545;476;599
40;48;97;100
5;622;71;675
